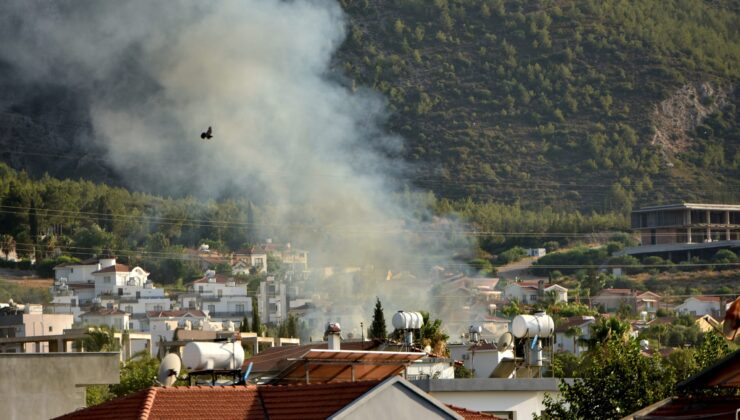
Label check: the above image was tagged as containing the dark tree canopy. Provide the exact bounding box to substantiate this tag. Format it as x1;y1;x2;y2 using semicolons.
369;297;387;339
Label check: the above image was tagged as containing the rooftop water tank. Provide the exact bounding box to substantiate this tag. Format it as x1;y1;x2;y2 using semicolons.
182;341;245;371
511;313;554;338
392;311;423;330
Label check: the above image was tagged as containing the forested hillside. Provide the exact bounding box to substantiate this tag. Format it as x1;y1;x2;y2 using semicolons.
337;0;739;210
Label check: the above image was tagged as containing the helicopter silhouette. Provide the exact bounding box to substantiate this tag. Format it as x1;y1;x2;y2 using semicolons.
200;126;213;140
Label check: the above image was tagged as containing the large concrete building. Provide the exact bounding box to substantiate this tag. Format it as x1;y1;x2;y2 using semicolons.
619;203;740;260
0;352;120;420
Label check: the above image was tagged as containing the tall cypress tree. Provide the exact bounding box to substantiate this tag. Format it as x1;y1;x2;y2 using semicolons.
240;315;250;333
369;297;387;340
251;296;261;334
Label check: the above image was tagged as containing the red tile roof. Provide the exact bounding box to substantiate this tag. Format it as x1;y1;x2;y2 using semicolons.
259;381;377;419
54;386;263;420
92;264;131;274
56;380;490;420
447;404;505;419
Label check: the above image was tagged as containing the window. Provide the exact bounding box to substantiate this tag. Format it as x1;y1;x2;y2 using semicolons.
104;276;111;283
208;305;216;314
198;286;204;293
125;306;133;313
153;305;163;311
48;326;53;332
188;300;196;309
235;304;245;313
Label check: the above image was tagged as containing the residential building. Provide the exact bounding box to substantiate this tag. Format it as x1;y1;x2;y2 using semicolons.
448;342;515;379
636;291;661;316
413;378;565;420
231;247;268;274
257;276;288;325
0;304;74;352
80;308;130;331
181;272;252;324
1;352;120;420
675;296;722;318
92;264;149;297
590;288;636;312
554;316;595;356
144;309;209;356
619;202;740;260
504;281;568;304
258;239;309;272
53;257;116;284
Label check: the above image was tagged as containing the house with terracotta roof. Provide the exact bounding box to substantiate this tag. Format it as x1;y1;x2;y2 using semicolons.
590;288;636;312
54;376;499;420
675;296;722;318
635;291;661;316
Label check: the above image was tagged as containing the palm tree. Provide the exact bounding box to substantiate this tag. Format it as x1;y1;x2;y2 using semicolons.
0;234;15;261
565;326;583;355
583;317;630;350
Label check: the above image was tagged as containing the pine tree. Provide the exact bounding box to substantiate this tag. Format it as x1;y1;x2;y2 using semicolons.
369;297;387;339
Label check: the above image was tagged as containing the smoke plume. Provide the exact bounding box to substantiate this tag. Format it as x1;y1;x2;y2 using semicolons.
0;0;473;337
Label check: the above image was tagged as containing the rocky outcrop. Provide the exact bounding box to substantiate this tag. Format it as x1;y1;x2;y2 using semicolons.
650;82;731;158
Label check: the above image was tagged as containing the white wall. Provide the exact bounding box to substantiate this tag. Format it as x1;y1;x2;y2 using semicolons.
428;390;556;420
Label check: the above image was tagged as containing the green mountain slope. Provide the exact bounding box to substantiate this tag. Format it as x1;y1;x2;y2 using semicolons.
336;0;740;210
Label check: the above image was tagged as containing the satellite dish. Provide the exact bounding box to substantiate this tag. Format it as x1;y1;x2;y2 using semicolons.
497;332;514;350
158;353;182;387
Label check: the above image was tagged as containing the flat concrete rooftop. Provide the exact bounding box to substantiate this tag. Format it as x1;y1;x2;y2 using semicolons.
633;203;740;213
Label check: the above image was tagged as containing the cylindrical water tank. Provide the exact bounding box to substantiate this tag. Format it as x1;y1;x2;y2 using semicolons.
182;341;245;371
511;313;554;338
392;311;424;330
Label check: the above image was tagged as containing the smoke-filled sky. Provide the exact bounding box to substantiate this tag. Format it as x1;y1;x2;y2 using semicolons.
0;1;471;332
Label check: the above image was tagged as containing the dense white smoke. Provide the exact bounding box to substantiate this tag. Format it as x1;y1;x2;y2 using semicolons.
0;0;472;336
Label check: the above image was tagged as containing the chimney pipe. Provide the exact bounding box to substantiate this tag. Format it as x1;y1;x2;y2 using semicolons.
326;322;341;351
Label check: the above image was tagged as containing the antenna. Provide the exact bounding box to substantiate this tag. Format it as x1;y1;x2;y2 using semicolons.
157;353;182;387
497;332;513;351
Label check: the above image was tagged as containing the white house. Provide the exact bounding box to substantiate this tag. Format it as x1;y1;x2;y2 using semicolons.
545;284;568;303
504;281;568;304
144;309;209;356
53;257;117;284
181;273;252;325
675;296;721;318
413;378;564;420
554;316;595;356
80;308;130;331
504;282;540;304
448;342;516;378
231;247;268;274
257;276;288;325
92;264;150;297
